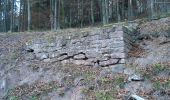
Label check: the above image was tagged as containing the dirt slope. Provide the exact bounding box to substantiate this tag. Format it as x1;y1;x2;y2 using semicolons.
0;18;170;100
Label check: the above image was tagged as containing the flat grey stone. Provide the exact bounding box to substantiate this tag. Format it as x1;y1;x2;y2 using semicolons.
36;53;49;60
119;59;126;64
124;68;135;75
0;78;8;98
128;74;144;81
110;64;125;73
57;55;68;61
111;53;125;58
73;54;86;60
99;59;119;67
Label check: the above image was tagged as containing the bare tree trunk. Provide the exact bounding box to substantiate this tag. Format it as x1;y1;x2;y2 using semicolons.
105;0;109;23
23;0;27;31
54;0;60;30
27;0;31;31
122;0;125;20
61;0;65;24
147;0;154;20
80;0;83;27
150;0;154;19
10;0;14;32
57;0;60;29
50;0;54;30
54;0;57;30
91;0;94;25
102;0;106;25
128;0;133;21
78;0;80;23
117;0;121;22
69;8;72;28
18;0;22;31
3;0;7;32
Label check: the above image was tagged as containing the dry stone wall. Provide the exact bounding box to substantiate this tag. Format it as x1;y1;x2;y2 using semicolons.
26;26;134;67
123;24;138;54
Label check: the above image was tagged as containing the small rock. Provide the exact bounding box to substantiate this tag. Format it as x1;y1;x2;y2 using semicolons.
41;54;49;59
128;74;144;81
25;48;34;52
36;53;49;60
99;56;110;61
99;59;119;67
61;59;72;64
0;79;7;90
73;60;86;65
74;54;86;60
0;78;7;97
110;64;125;74
43;58;51;62
94;62;100;68
119;59;126;64
83;60;94;67
110;53;125;58
128;94;145;100
57;55;68;61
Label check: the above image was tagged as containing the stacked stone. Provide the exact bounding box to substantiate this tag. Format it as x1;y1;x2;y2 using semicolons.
123;24;138;54
26;26;128;67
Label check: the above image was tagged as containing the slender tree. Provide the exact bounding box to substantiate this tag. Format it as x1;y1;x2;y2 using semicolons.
128;0;133;21
10;0;14;32
117;0;121;22
149;0;155;20
54;0;57;30
91;0;94;25
27;0;31;31
57;0;60;29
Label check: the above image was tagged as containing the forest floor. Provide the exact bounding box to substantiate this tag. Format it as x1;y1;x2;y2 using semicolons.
0;17;170;100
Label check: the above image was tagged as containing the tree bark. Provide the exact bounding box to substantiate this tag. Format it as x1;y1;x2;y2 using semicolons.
150;0;154;19
91;0;94;25
57;0;60;29
128;0;133;21
54;0;57;30
10;0;14;32
117;0;121;22
102;0;106;25
27;0;31;31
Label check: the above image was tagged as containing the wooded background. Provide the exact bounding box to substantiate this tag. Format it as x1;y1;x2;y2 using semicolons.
0;0;170;32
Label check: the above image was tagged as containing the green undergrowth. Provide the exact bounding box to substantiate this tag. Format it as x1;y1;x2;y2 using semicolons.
95;90;116;100
5;81;59;100
4;63;128;100
153;80;170;90
139;63;170;91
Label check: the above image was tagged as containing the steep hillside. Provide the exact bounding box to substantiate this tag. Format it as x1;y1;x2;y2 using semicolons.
0;17;170;100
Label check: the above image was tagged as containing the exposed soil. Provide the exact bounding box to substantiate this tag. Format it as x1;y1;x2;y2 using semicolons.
0;19;170;100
